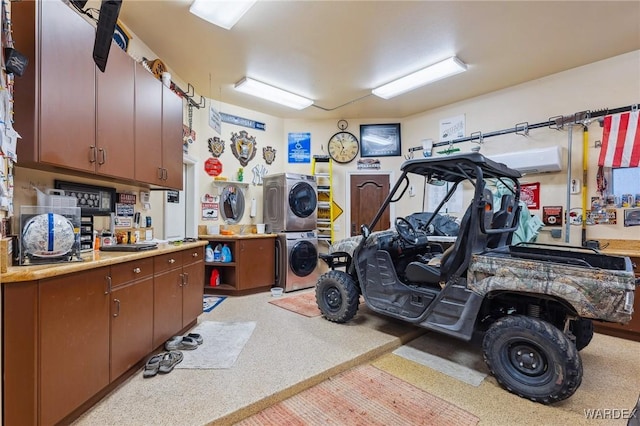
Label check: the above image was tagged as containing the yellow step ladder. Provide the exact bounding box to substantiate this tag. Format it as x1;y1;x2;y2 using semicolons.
311;155;335;244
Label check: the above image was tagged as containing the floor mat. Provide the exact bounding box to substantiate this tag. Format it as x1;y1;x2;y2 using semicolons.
175;321;255;369
269;291;321;317
393;334;487;387
236;364;479;425
203;295;226;313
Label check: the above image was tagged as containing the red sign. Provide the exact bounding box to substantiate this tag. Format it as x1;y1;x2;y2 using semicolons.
204;158;223;176
520;182;540;210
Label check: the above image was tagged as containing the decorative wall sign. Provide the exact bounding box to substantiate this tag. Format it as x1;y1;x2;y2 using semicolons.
251;164;268;186
167;190;179;203
183;125;196;154
542;206;563;226
204;158;223;177
201;202;219;220
624;208;640;226
360;123;401;157
263;146;276;165
520;182;540;210
357;159;381;169
209;104;221;134
208;137;225;157
220;112;266;131
113;21;131;52
439;114;465;142
230;130;257;167
116;193;136;204
288;132;311;163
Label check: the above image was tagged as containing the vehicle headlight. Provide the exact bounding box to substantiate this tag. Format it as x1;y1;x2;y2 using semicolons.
624;290;635;313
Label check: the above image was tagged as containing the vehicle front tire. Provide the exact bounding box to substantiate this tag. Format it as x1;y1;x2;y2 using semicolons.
316;270;359;323
569;318;594;351
482;315;582;404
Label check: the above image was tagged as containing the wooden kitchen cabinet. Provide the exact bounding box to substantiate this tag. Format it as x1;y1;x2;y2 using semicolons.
96;41;135;179
153;251;184;348
182;247;205;326
13;0;96;172
109;258;154;381
161;85;185;190
134;63;164;187
39;267;111;426
203;236;276;295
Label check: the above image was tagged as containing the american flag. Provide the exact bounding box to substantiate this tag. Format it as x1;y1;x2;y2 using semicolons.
597;110;640;168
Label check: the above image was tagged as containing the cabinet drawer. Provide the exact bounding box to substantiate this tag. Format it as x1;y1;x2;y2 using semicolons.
183;246;204;265
154;252;183;274
111;257;154;287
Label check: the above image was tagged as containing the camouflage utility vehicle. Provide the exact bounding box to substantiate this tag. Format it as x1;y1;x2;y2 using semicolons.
316;153;636;404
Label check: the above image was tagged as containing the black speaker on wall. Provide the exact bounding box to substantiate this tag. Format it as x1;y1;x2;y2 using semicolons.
93;0;123;72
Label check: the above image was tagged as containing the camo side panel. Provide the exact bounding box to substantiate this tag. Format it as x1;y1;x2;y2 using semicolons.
329;230;397;257
468;253;635;323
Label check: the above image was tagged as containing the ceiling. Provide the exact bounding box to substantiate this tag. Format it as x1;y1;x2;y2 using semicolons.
117;1;640;121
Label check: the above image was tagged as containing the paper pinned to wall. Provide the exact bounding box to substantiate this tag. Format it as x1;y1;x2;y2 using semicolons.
425;183;463;213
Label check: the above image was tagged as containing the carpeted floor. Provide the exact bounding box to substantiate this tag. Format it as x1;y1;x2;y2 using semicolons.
235;364;479;426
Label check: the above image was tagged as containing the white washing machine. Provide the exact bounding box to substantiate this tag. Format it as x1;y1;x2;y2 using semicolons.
263;173;317;232
275;231;319;292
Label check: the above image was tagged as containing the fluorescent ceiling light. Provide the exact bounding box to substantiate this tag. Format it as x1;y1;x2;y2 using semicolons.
234;77;314;110
372;56;467;99
189;0;257;30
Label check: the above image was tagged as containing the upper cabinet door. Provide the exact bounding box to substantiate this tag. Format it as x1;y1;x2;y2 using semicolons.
96;42;135;179
134;64;163;185
162;86;184;190
39;0;96;171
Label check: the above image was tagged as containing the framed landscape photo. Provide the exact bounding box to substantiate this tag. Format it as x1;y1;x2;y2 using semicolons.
360;123;401;157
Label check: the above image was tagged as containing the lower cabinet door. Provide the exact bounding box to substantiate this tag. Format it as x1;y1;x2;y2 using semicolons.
110;277;154;381
153;268;184;348
182;261;204;326
39;267;111;426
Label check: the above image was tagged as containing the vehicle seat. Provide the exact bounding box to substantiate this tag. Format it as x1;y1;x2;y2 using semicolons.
487;194;517;248
404;186;493;286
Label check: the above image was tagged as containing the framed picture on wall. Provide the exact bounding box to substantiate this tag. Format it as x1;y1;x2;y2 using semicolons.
54;180;116;216
360;123;401;157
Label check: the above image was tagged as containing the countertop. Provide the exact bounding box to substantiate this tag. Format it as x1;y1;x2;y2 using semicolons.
598;239;640;258
2;241;207;284
198;233;277;240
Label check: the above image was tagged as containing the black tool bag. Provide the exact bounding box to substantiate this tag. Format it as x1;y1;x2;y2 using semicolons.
407;212;460;236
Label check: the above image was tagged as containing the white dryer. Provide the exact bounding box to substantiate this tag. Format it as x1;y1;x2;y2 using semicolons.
275;231;319;292
263;173;317;232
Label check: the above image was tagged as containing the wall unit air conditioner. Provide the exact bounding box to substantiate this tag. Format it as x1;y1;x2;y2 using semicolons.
489;146;563;175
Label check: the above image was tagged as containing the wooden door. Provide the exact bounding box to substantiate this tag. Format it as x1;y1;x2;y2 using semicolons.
350;174;390;236
237;239;275;290
96;41;135;179
134;63;163;185
39;267;110;426
162;85;184;190
39;0;96;171
110;277;154;381
153;268;184;348
182;261;204;326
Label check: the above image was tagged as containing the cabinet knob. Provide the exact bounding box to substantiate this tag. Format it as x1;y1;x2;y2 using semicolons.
89;145;97;163
169;258;176;264
133;267;141;274
192;252;198;257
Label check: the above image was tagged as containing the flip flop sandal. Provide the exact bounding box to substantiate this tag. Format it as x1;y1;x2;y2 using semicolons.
142;353;165;378
164;335;198;351
158;351;184;374
186;333;203;345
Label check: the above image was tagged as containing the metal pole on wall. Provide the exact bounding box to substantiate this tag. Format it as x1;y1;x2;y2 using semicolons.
565;124;573;243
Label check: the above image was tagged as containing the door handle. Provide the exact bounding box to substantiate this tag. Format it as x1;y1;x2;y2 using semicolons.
183;272;189;286
89;145;97;163
113;298;120;317
99;148;106;165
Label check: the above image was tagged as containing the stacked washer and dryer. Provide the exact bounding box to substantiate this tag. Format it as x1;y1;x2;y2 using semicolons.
263;173;319;292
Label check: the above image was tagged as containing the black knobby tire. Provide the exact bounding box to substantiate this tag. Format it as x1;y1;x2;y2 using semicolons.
482;315;583;404
315;270;359;323
569;318;594;351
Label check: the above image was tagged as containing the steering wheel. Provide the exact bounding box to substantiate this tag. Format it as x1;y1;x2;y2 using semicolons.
395;217;420;245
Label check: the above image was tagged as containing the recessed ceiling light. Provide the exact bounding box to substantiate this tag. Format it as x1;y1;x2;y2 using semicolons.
189;0;257;30
234;77;314;110
372;56;467;99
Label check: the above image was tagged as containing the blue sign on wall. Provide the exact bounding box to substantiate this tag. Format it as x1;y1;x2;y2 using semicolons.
288;132;311;163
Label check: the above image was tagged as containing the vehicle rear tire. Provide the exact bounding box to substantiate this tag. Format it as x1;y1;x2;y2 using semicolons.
316;270;359;323
569;318;594;351
482;315;582;404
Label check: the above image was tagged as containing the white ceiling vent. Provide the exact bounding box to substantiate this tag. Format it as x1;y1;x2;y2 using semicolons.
489;146;563;175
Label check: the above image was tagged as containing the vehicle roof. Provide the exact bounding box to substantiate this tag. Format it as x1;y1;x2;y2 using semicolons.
401;152;522;182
